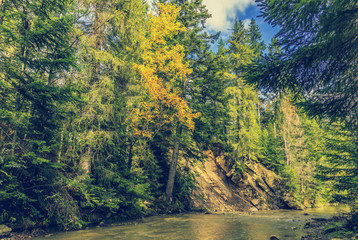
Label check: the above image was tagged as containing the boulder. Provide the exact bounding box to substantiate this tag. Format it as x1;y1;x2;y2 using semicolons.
0;225;12;237
270;236;280;240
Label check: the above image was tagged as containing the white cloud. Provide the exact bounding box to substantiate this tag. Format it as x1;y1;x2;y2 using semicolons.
243;18;251;29
145;0;255;32
203;0;255;32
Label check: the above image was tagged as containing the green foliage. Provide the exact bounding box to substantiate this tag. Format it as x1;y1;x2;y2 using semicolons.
225;18;262;167
0;0;354;232
260;127;285;173
191;42;231;148
317;123;358;208
249;0;358;125
324;217;358;239
0;0;80;229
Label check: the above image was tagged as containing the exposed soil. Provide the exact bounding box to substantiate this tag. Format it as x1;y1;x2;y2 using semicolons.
190;150;303;212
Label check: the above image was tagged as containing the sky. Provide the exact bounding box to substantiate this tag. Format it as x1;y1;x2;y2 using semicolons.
146;0;278;46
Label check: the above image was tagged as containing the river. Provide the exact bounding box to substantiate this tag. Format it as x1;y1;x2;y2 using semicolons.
36;206;348;240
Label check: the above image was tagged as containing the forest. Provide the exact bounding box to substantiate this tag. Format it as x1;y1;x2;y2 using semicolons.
0;0;357;238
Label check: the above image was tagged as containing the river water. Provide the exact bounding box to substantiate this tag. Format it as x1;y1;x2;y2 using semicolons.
36;206;347;240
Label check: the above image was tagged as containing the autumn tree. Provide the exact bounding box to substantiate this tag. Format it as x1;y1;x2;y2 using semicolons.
131;3;199;202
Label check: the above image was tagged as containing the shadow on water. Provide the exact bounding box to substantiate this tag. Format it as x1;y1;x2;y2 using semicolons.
36;206;348;240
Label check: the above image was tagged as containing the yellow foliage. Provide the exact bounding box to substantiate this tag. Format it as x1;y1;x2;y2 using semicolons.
129;3;199;138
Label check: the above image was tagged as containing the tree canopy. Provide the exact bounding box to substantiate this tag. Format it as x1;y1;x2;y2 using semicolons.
247;0;358;125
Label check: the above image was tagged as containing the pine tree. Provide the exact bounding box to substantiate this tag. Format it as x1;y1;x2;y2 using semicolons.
248;18;266;57
190;40;231;149
319;122;358;226
54;0;151;226
227;19;261;167
0;0;79;228
249;0;358;126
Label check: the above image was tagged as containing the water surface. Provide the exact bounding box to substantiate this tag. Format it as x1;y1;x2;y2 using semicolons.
37;206;347;240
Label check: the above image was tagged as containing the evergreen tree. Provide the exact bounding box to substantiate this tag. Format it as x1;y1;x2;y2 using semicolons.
227;19;261;167
248;18;266;57
61;0;151;224
0;0;79;228
190;40;231;149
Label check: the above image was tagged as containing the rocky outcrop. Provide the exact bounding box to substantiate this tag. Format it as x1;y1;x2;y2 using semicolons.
190;151;303;212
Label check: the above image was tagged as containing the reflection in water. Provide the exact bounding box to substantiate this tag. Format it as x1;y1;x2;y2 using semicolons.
36;206;348;240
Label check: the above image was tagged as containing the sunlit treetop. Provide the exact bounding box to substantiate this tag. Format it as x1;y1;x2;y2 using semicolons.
131;3;200;138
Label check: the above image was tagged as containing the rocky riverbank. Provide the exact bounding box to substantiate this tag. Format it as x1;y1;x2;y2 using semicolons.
301;215;358;240
0;227;50;240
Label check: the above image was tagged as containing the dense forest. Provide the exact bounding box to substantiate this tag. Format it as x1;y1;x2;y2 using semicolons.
0;0;357;236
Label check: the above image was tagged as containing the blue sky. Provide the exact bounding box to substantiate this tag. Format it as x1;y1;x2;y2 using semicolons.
236;4;279;44
203;0;278;45
147;0;278;45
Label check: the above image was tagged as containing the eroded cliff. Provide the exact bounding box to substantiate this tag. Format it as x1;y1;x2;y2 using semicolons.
191;151;303;212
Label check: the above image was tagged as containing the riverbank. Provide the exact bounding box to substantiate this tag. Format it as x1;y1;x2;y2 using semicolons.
302;215;358;240
0;215;150;240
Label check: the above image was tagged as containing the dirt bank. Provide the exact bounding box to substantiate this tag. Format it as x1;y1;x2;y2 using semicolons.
190;150;303;212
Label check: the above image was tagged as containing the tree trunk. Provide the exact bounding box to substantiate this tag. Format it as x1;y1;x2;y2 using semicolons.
127;139;135;170
166;124;182;203
81;148;92;174
57;130;64;162
257;90;261;126
284;137;290;166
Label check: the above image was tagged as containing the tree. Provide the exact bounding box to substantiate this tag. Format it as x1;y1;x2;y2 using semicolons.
159;0;226;151
58;0;151;225
227;19;261;165
318;122;358;213
190;40;231;148
248;18;266;57
64;0;147;174
248;0;358;125
130;3;199;202
0;0;79;228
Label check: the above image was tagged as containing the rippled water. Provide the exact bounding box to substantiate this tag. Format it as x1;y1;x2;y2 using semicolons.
36;206;348;240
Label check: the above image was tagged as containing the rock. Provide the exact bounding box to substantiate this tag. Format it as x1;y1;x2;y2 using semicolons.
0;225;12;237
304;222;311;228
270;236;280;240
249;207;258;212
252;199;260;205
311;217;328;222
190;150;307;212
282;196;305;210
